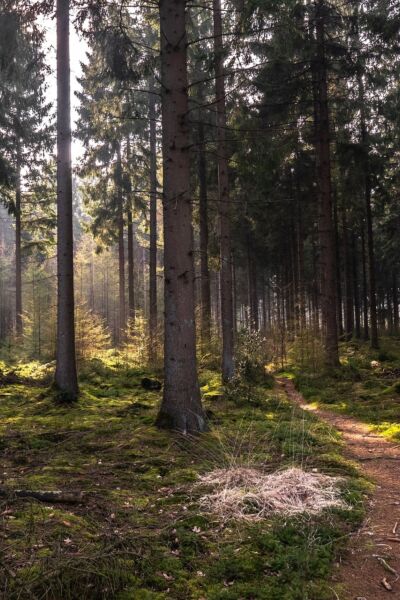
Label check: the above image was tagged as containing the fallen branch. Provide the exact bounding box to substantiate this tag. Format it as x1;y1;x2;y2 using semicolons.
376;556;399;580
0;488;85;504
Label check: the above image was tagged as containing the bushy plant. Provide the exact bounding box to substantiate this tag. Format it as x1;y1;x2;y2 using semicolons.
75;303;111;362
224;328;272;406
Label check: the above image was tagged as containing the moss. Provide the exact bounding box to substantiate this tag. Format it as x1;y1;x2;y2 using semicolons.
0;355;365;599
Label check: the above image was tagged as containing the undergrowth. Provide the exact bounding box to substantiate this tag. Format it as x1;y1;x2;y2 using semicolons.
0;354;367;599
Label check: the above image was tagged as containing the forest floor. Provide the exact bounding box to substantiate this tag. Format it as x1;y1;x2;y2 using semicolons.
278;377;400;599
1;339;399;599
0;354;367;600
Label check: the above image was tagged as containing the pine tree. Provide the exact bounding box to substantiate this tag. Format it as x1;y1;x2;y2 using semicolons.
155;0;206;433
54;0;79;400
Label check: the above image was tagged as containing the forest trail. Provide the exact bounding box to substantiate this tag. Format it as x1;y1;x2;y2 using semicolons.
277;377;400;600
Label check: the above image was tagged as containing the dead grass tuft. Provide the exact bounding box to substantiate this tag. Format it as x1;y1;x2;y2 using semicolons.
197;466;346;521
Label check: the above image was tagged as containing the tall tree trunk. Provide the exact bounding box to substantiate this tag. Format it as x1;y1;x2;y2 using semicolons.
358;74;378;348
54;0;78;400
213;0;234;381
247;233;258;331
352;233;361;338
116;144;126;343
149;83;158;361
155;0;206;434
261;271;267;333
342;207;353;340
15;155;23;338
198;96;211;348
313;0;339;366
232;251;237;334
361;223;369;339
333;189;343;337
393;272;399;335
126;137;135;324
127;207;135;322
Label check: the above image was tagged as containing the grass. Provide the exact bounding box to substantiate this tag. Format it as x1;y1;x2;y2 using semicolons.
289;336;400;441
0;354;367;599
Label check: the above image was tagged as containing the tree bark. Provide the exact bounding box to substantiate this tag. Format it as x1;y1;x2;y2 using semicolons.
313;0;339;366
213;0;234;381
149;83;158;361
15;155;22;338
54;0;78;401
155;0;206;434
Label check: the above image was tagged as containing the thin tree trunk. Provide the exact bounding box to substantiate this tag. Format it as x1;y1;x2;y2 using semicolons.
126;137;135;324
127;207;135;322
393;272;399;334
149;83;158;361
313;0;339;366
358;73;378;348
232;251;237;335
116;144;126;343
15;156;22;338
54;0;79;400
198;96;211;348
342;207;353;340
213;0;234;381
361;223;369;339
261;271;267;334
352;233;361;338
247;233;258;331
155;0;206;434
333;189;343;337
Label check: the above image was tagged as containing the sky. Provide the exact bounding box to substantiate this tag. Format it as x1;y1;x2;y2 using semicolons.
41;11;88;164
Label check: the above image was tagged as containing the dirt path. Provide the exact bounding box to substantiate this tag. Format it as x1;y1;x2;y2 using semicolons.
277;378;400;600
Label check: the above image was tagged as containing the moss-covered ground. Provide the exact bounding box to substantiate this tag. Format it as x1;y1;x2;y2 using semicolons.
1;354;367;599
289;337;400;441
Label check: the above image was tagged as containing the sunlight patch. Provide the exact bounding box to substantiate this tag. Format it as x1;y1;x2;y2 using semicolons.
197;467;346;521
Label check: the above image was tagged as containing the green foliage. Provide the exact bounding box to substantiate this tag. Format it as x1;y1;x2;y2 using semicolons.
224;328;273;406
75;303;110;362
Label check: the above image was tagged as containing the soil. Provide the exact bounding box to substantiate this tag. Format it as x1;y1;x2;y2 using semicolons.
278;377;400;600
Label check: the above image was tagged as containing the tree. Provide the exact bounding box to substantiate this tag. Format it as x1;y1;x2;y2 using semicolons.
213;0;235;381
155;0;206;434
312;0;339;366
54;0;79;400
0;3;51;339
148;80;158;362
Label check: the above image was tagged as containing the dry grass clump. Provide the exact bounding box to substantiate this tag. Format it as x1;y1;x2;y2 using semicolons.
197;466;346;521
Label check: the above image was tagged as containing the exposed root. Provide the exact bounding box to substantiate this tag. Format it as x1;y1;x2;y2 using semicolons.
197;466;346;521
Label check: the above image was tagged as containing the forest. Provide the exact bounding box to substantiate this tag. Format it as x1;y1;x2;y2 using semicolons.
1;0;400;598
